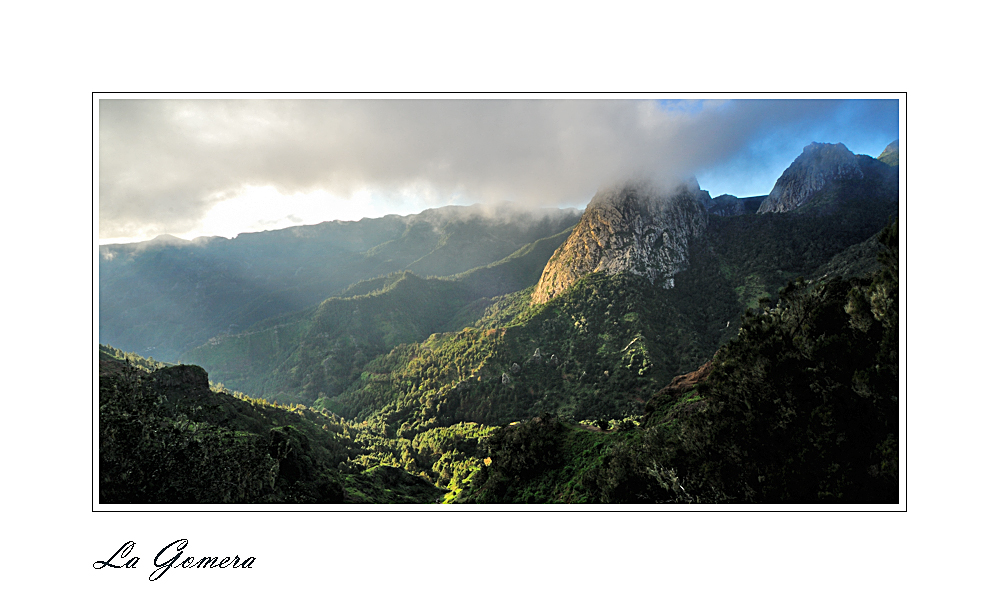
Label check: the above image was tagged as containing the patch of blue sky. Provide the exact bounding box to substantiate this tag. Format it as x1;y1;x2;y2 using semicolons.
690;99;898;198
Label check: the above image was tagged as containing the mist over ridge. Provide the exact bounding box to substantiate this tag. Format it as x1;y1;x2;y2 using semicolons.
99;201;583;360
100;99;899;241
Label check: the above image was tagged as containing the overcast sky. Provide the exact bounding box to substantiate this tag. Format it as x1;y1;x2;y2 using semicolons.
98;98;899;243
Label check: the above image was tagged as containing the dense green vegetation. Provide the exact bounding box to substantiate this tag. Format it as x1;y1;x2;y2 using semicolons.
99;357;457;504
180;227;575;403
460;220;898;503
342;466;446;504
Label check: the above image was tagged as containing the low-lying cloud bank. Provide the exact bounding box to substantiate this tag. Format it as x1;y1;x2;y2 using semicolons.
99;99;899;240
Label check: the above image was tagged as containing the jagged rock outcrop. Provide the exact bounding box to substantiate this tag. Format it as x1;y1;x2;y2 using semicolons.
758;142;865;213
531;180;708;305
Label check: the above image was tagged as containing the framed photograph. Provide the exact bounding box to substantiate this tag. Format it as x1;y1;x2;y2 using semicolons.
96;96;903;511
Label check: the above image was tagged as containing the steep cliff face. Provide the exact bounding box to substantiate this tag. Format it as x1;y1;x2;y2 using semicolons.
758;142;864;213
531;180;708;305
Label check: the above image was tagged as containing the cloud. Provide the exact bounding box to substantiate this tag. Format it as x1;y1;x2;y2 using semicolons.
99;98;899;239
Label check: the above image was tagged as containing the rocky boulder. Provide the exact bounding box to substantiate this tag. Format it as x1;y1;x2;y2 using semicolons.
150;364;211;394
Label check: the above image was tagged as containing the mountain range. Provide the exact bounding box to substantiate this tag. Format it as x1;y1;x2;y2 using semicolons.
100;205;580;361
98;140;900;504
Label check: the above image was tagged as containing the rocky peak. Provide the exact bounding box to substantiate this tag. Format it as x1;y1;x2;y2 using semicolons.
757;142;864;213
531;180;708;305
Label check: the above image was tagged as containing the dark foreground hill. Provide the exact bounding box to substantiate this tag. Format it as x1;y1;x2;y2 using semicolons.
98;350;444;504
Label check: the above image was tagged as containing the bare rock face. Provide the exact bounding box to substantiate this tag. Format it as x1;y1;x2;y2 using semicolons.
758;142;864;213
531;180;708;305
